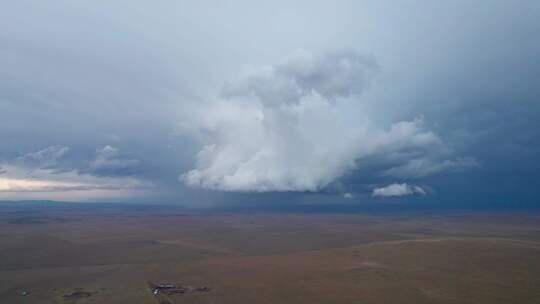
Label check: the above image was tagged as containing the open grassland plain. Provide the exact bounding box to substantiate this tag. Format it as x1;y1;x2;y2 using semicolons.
1;204;540;303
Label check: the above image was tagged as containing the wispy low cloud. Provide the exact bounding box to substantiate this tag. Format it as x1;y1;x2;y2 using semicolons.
181;49;441;192
85;145;140;177
16;145;70;170
343;192;354;199
0;145;149;200
372;183;426;197
14;145;141;178
382;157;480;179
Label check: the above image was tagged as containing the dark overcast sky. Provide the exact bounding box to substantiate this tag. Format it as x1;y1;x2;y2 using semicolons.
1;0;539;207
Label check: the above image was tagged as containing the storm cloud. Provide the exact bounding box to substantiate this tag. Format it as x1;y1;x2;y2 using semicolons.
181;50;445;192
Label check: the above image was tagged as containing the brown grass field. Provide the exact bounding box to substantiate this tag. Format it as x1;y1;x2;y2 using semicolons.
1;203;540;303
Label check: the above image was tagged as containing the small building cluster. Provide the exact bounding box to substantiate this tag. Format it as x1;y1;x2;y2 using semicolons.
148;282;210;296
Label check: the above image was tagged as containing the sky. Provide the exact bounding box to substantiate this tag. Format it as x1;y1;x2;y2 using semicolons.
1;1;539;207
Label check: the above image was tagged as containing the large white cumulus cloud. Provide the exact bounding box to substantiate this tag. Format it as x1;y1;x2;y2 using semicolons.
181;50;441;192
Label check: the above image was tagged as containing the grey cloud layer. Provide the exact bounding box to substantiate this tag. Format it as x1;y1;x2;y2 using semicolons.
0;1;539;204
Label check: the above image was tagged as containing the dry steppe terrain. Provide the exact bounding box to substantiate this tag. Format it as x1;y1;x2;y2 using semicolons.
1;203;539;303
